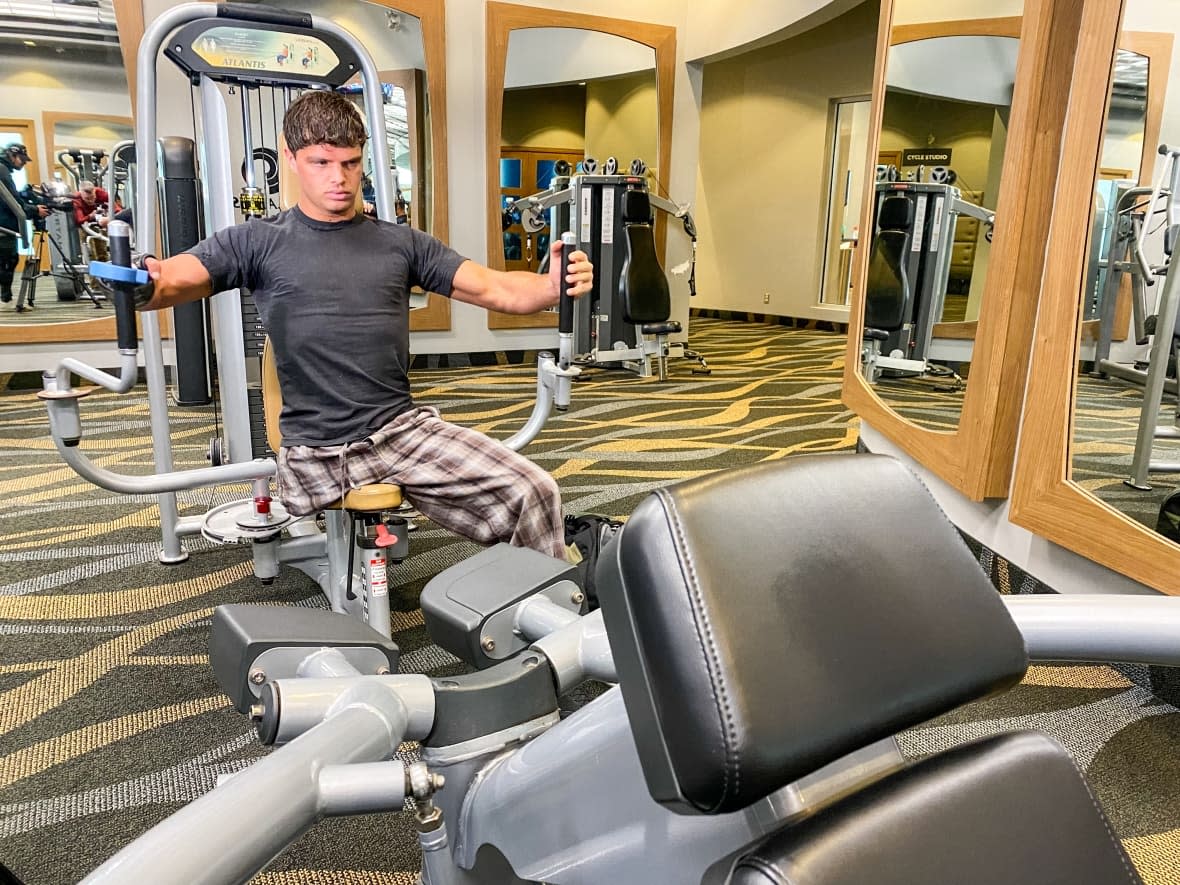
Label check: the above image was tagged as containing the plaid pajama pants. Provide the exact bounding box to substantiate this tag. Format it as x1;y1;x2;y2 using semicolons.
276;406;566;559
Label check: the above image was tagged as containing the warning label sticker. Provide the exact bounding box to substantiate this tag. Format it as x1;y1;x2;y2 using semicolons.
369;558;388;597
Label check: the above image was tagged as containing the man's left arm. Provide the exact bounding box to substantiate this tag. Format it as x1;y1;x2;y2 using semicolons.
450;240;593;315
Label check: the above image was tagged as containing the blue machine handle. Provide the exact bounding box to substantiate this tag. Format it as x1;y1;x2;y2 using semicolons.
89;262;148;286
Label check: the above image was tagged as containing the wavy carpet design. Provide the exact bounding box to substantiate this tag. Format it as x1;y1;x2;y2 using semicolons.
0;316;1177;884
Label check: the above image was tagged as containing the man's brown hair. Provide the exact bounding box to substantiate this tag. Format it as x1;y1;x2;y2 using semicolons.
283;89;368;153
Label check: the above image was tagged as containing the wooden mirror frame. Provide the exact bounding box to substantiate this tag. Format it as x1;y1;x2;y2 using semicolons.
1011;0;1180;595
0;8;139;346
842;1;1093;501
484;1;675;330
0;0;450;344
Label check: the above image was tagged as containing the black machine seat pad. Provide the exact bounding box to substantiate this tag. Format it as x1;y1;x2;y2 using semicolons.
595;454;1028;815
728;731;1141;885
642;321;681;336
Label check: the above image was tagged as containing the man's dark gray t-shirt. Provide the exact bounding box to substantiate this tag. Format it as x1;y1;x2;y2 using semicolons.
189;206;466;446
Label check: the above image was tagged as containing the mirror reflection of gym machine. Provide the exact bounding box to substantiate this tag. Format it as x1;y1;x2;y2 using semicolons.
861;165;994;384
18;148;115;308
14;184;107;311
507;156;709;379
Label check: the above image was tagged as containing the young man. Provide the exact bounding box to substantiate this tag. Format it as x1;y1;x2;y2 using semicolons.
0;143;49;304
136;90;593;560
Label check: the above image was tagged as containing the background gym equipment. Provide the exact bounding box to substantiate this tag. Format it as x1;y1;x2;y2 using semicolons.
861;172;994;383
1114;145;1180;490
79;454;1180;884
506;158;709;379
12;178;107;309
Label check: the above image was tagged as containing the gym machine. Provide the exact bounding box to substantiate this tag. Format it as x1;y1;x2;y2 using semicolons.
507;156;709;380
80;454;1180;884
861;166;994;382
51;148;113;275
11;178;106;309
39;3;580;640
1111;145;1180;490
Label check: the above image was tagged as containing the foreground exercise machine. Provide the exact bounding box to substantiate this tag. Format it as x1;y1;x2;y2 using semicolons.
508;158;709;380
82;454;1180;884
39;3;580;639
861;168;994;383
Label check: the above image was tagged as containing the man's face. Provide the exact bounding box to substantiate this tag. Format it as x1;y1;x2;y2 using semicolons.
80;185;96;202
10;153;26;170
285;143;363;222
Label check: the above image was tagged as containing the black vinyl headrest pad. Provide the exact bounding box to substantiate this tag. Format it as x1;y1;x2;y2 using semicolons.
596;454;1029;815
878;194;914;232
622;188;652;224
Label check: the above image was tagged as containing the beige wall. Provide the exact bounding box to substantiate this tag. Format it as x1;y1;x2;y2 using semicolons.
501;85;587;150
0;54;131;176
878;92;997;197
585;72;659;176
694;0;879;319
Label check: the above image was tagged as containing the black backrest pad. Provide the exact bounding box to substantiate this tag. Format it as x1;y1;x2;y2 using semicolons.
620;188;670;324
730;732;1141;885
864;195;914;331
595;454;1029;815
864;230;910;330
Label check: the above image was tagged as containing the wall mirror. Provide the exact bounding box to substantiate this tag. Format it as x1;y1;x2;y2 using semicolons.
861;17;1023;433
485;2;675;330
0;0;135;344
1012;0;1180;594
843;0;1083;500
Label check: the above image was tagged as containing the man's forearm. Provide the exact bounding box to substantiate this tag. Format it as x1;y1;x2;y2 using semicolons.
493;270;559;314
138;253;214;311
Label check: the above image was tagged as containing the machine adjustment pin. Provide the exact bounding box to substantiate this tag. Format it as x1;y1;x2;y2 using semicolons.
375;665;391;675
571;591;585;605
248;704;265;721
480;637;495;652
248;667;266;685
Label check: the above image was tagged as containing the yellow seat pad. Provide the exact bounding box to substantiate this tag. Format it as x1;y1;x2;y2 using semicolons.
326;483;404;512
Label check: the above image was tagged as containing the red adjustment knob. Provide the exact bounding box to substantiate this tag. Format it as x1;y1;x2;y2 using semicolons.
375;524;400;548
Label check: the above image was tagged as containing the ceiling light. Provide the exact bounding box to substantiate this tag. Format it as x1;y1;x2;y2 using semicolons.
23;40;37;46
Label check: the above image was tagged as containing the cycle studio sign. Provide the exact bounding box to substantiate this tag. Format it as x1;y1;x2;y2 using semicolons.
902;148;953;166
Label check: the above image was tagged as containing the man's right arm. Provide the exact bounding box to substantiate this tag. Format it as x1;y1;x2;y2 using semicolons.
138;254;214;311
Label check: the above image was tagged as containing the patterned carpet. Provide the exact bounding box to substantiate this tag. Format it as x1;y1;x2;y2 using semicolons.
0;276;109;325
0;316;1177;883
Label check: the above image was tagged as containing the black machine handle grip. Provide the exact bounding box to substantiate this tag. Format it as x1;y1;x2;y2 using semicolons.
217;3;313;28
558;233;576;335
107;230;138;352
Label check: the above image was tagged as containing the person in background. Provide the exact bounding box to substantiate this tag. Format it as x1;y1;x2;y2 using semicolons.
0;143;48;305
